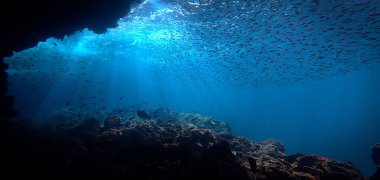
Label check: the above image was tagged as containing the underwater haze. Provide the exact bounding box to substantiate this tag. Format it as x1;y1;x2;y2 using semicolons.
4;0;380;176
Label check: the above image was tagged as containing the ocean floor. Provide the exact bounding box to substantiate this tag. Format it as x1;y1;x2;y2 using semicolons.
2;106;378;180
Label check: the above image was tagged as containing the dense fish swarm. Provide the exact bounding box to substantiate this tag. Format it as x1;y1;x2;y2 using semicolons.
5;0;380;86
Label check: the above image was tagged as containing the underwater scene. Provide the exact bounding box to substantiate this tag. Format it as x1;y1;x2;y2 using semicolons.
2;0;380;179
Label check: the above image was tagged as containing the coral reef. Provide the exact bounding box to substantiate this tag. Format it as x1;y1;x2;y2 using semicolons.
2;107;364;180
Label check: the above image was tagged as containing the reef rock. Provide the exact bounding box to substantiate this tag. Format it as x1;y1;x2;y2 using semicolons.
104;115;121;129
76;117;100;135
110;107;231;134
372;144;380;167
371;170;380;180
221;134;363;180
137;110;151;119
289;155;363;180
2;107;365;180
370;144;380;180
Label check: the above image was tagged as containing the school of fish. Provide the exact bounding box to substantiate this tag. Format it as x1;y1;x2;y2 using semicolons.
3;0;380;110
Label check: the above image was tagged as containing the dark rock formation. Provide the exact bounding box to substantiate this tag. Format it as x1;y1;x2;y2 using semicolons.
110;107;231;134
2;108;365;180
0;60;18;119
104;116;122;129
0;0;139;120
0;0;139;57
137;110;151;119
372;144;380;167
248;157;257;172
371;170;380;180
76;117;100;135
224;134;363;180
370;144;380;180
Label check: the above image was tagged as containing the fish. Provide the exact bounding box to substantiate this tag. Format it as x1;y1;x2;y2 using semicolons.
137;110;151;120
3;0;380;113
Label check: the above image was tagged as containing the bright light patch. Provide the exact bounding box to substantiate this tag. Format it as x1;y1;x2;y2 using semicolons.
148;29;182;44
5;0;380;86
74;43;92;55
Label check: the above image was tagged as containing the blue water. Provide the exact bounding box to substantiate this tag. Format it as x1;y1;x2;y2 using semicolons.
4;0;380;176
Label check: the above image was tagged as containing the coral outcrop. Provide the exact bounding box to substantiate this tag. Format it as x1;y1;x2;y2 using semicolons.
2;107;364;180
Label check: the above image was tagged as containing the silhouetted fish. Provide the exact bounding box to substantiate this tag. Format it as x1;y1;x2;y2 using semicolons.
137;110;151;120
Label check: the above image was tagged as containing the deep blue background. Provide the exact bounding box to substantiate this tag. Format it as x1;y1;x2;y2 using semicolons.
8;56;380;175
5;0;380;176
